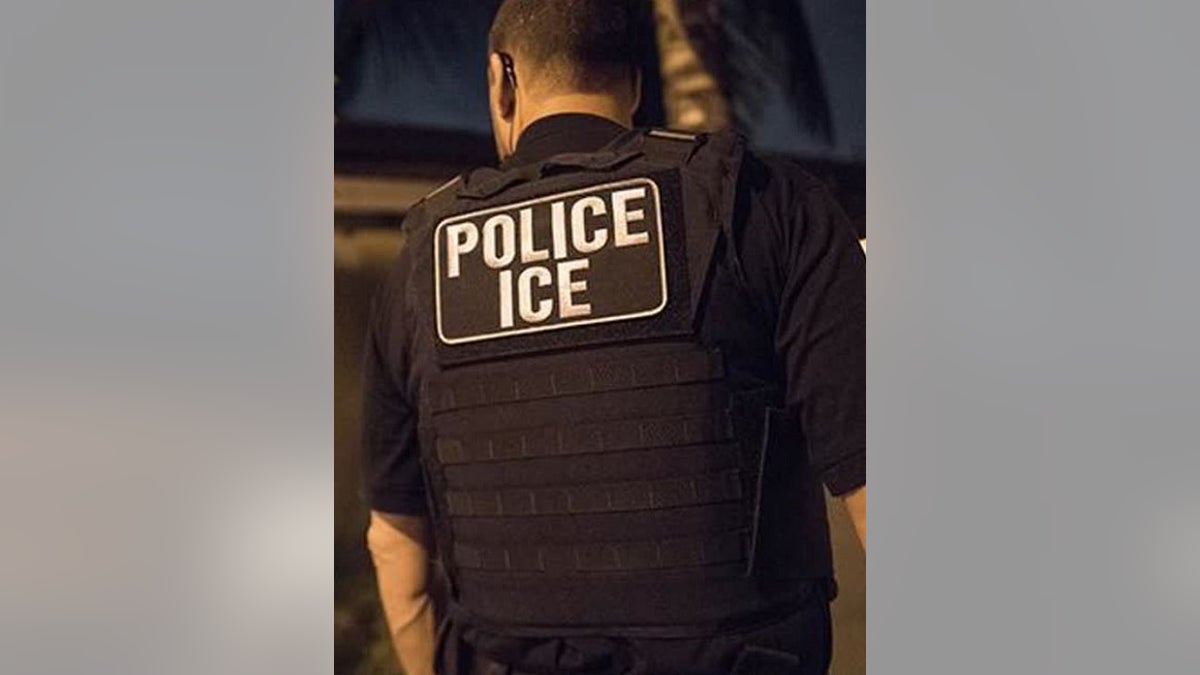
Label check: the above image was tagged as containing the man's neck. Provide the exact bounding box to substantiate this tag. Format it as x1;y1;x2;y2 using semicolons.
515;93;632;140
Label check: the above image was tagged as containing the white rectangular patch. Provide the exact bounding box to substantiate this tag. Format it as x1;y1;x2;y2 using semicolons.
434;177;667;345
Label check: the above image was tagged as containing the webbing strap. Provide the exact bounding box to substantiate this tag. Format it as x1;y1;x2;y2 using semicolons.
430;350;723;414
436;411;734;464
444;469;742;517
443;442;741;491
453;528;747;573
449;501;750;546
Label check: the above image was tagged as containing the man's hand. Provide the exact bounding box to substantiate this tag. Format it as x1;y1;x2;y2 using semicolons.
366;511;436;675
840;486;866;550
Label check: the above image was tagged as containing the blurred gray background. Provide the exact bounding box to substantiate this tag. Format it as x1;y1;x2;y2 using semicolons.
4;1;1200;674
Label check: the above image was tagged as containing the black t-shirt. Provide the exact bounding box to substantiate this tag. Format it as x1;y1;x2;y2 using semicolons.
363;114;864;516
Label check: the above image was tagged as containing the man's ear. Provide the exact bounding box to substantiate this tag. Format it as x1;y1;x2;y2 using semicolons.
489;52;516;120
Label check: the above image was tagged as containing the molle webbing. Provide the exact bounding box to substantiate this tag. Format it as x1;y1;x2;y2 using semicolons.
424;343;783;630
453;529;747;573
428;348;724;414
444;469;743;518
435;411;733;465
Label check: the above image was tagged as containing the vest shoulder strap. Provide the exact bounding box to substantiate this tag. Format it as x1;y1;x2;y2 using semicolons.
640;128;700;165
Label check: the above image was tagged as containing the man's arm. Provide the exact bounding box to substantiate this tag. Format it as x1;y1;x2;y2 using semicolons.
758;162;866;552
366;511;436;675
359;216;439;672
841;486;865;550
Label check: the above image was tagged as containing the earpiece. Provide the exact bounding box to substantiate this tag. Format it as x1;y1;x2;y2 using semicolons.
499;52;517;94
496;52;519;158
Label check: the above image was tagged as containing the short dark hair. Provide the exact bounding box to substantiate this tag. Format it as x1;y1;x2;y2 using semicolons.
488;0;650;90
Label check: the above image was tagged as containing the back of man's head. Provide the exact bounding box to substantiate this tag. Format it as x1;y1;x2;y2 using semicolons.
489;0;649;93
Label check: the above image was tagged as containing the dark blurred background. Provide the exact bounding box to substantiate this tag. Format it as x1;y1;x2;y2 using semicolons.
334;2;864;672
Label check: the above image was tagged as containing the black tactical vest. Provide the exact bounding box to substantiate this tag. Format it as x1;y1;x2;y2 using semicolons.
409;129;833;638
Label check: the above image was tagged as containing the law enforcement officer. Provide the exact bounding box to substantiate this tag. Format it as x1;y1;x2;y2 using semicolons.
362;1;865;673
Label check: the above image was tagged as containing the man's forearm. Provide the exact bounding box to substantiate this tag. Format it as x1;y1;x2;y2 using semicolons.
367;511;436;675
379;591;435;675
841;486;866;550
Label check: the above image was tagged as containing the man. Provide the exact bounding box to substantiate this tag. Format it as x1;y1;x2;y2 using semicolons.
362;1;864;673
